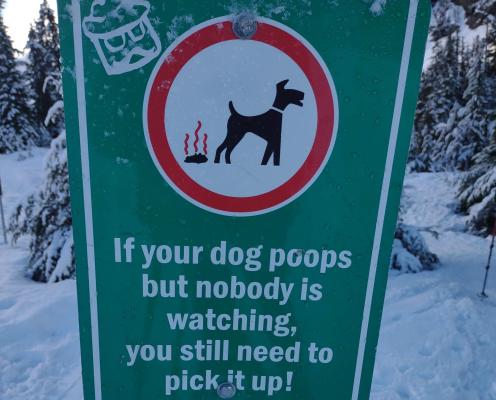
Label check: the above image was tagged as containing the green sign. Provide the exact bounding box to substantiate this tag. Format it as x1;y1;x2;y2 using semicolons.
57;1;430;399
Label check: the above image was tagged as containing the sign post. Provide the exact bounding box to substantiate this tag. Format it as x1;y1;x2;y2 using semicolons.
0;177;7;244
57;1;430;399
480;219;496;298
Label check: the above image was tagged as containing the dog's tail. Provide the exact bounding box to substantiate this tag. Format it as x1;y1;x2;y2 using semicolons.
228;101;240;116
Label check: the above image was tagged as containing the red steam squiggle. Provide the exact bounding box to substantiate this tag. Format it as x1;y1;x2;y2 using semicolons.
193;121;202;153
184;133;190;156
203;134;208;155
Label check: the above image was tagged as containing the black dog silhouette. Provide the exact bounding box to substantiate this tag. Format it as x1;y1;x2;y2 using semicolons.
214;79;304;166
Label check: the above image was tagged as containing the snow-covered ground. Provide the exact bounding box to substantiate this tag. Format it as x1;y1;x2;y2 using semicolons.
372;174;496;400
0;247;82;400
0;154;495;399
0;148;48;219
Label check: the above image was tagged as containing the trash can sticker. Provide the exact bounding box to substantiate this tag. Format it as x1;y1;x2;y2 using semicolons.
83;0;161;75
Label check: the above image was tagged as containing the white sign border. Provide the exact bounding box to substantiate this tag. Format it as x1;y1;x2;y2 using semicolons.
72;1;102;399
352;1;420;398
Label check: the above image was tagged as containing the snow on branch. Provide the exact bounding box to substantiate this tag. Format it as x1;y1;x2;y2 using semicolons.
45;100;64;127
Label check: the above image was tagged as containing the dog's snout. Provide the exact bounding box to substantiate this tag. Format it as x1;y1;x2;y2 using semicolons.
295;91;305;106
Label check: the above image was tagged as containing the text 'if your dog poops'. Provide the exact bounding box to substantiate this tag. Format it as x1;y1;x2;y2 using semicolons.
114;238;353;274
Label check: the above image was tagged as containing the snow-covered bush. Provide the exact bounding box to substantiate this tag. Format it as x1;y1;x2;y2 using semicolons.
390;193;440;273
9;132;75;282
390;223;439;273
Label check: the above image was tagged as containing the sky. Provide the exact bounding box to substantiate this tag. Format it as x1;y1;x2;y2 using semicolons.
3;0;58;50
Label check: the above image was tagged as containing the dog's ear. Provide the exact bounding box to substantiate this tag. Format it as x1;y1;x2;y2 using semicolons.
277;79;289;89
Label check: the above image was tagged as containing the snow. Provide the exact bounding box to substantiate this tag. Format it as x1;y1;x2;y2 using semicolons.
369;0;387;16
0;148;48;218
399;173;464;232
372;173;496;400
0;248;82;400
44;99;64;126
1;153;495;399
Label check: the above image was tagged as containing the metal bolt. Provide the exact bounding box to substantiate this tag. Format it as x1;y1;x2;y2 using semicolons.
217;382;236;399
233;12;258;39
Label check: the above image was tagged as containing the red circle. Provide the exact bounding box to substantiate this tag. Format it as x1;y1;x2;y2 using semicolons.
147;19;335;214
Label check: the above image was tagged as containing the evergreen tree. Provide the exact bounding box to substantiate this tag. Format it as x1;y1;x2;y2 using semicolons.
441;38;492;170
9;132;75;282
453;10;496;235
26;0;63;139
409;71;437;171
7;0;73;282
458;142;496;235
409;31;464;171
0;0;39;153
435;31;465;116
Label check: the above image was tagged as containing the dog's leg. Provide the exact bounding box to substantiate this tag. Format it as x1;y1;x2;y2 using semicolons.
214;138;228;164
225;134;244;164
261;142;274;165
273;135;281;166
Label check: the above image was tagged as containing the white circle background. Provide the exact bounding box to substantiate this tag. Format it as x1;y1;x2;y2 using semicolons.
164;39;318;198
